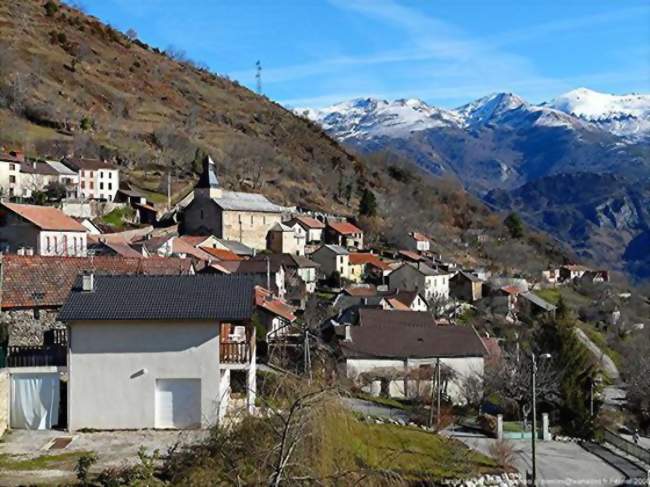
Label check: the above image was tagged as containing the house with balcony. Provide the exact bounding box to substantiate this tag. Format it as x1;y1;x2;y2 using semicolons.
58;274;257;430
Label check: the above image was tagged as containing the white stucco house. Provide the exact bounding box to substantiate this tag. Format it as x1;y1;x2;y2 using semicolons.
339;309;487;403
63;158;120;202
0;202;87;256
404;232;430;252
287;215;325;243
58;274;257;431
388;262;451;301
267;222;306;256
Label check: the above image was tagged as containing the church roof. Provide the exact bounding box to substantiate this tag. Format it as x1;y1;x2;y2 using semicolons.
213;191;285;213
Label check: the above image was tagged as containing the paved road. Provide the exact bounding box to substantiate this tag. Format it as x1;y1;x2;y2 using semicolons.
620;433;650;451
444;429;626;486
581;441;648;481
342;397;410;422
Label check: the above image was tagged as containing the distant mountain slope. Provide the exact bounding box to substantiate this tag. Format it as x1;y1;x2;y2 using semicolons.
485;173;650;278
300;90;650;281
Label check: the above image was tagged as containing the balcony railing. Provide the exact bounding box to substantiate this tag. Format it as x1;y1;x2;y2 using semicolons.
220;341;251;364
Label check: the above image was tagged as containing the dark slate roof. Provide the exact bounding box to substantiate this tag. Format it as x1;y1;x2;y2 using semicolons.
58;274;254;321
197;155;220;189
340;309;487;359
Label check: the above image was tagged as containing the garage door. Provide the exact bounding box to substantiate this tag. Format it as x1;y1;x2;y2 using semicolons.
10;373;60;430
155;379;201;429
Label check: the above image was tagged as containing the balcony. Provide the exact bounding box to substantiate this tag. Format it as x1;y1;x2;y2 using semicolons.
219;322;253;366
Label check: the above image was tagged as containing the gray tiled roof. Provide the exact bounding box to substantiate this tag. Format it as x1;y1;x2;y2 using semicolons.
58;274;255;321
520;291;557;311
213;190;284;213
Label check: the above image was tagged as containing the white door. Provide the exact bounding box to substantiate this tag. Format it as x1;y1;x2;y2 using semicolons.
155;379;201;429
10;373;60;430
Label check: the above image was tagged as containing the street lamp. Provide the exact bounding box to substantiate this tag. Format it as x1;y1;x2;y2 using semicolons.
531;352;551;486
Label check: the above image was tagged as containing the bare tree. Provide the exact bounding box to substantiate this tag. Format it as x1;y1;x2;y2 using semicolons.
126;28;138;41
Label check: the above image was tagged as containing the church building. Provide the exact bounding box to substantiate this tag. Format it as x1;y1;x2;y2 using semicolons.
181;156;285;250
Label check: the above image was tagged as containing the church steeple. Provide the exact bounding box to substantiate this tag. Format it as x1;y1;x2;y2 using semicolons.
195;155;222;199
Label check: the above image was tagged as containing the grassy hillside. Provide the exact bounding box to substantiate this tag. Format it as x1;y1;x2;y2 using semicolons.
0;0;569;275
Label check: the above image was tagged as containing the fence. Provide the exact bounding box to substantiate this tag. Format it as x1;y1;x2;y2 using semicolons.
6;329;67;367
604;428;650;465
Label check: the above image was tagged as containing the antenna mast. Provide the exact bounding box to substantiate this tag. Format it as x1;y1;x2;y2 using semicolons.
255;60;262;95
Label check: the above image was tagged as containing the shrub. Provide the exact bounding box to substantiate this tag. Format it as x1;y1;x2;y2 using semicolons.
488;440;515;471
80;116;94;131
74;452;97;485
44;0;59;17
504;212;524;239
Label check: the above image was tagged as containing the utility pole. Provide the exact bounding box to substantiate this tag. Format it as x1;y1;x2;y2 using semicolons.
255;60;262;95
531;354;537;486
266;256;271;291
436;358;441;427
167;172;171;210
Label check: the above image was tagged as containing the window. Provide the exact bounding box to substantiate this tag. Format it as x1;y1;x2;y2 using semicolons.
46;236;51;252
72;237;77;254
108;182;112;190
200;209;204;219
63;235;68;256
81;181;85;189
108;172;112;179
9;175;15;183
89;171;94;178
99;182;104;190
99;171;103;179
250;215;254;225
263;216;266;224
9;164;15;171
89;182;94;189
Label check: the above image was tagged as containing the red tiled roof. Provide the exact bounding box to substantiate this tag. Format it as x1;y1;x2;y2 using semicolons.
178;235;210;247
500;285;522;295
0;151;24;163
398;250;425;262
385;298;411;311
411;232;429;242
88;235;144;258
348;253;393;270
0;255;194;309
328;220;363;235
201;247;243;262
2;203;86;232
294;215;325;229
255;286;296;321
171;238;212;261
344;285;377;297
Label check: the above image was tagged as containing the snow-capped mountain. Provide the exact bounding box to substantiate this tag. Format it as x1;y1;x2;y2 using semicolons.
546;88;650;139
295;97;461;140
298;89;649;141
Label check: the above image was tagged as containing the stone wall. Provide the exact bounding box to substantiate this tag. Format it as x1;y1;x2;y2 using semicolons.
1;309;65;346
0;369;8;437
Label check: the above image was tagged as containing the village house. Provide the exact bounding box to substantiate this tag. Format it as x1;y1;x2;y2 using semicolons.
63;158;120;201
383;290;429;312
254;286;297;341
0;255;194;350
397;250;426;263
325;220;364;250
559;264;591;282
20;160;79;199
87;234;144;258
310;244;350;281
388;262;451;301
0;202;88;257
59;274;257;430
0;150;24;198
404;232;430;252
266;222;306;256
231;259;287;299
181;156;286;250
517;291;557;318
338;309;487;403
286;215;325;243
114;188;157;224
251;253;320;294
348;252;394;284
449;271;483;302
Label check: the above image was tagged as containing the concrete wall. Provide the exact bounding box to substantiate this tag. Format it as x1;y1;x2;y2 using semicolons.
39;230;87;257
68;320;222;430
347;356;484;405
0;369;8;437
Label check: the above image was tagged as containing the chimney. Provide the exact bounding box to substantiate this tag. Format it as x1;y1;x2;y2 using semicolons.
344;325;352;342
82;273;95;292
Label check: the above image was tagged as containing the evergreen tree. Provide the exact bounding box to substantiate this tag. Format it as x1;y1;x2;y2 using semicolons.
504;212;524;238
359;188;377;217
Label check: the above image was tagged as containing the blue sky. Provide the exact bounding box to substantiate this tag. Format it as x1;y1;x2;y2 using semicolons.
78;0;650;109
